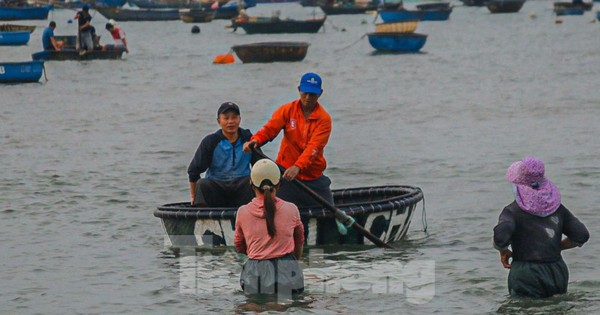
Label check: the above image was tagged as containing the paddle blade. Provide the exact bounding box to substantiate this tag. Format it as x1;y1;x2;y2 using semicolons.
213;53;235;64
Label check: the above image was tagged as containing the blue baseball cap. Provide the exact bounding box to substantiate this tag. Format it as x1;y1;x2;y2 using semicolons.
299;72;322;95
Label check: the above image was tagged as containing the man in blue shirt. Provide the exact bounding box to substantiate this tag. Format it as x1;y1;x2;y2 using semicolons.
187;102;261;207
42;21;64;51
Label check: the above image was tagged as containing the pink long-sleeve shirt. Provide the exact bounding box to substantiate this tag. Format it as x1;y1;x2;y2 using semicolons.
234;196;304;260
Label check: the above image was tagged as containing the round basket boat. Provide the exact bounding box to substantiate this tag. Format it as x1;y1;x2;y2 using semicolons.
375;20;419;34
155;185;424;248
231;41;309;63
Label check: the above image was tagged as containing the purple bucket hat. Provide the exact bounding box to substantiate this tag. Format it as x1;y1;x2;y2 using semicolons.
506;156;561;217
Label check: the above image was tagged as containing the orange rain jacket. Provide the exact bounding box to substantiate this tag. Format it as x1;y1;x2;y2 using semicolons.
251;99;332;181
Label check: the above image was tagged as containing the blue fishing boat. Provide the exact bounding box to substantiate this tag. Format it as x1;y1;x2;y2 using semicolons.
367;32;427;53
155;185;424;248
0;5;53;21
379;9;420;22
555;7;585;15
31;35;126;61
597;11;600;21
378;8;452;22
0;60;44;83
0;30;30;45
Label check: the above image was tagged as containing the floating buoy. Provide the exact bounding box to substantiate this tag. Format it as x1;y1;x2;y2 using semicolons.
555;18;563;24
213;53;235;64
528;12;536;19
67;19;72;24
191;25;200;34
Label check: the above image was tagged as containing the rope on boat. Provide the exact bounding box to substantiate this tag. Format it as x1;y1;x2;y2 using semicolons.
420;193;428;233
334;33;367;52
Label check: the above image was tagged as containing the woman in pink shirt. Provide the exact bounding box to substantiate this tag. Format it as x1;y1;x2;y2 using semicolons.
235;159;305;296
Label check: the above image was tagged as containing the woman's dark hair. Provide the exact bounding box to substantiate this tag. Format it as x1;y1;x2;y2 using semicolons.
257;182;277;237
105;23;114;31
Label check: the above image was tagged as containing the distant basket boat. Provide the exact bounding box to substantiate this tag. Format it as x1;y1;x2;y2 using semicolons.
555;7;585;15
231;16;326;34
0;23;36;33
0;30;30;45
0;5;53;21
232;41;309;63
155;185;424;248
96;6;180;21
178;8;216;23
367;32;427;53
374;20;418;33
486;0;526;13
0;61;44;84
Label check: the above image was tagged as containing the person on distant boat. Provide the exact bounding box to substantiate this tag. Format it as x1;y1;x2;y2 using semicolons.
243;72;334;208
188;102;261;207
234;159;305;296
103;20;129;54
74;4;94;52
493;156;589;298
42;21;64;51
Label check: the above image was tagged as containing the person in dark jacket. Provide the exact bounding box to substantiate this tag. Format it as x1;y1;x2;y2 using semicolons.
187;102;260;207
493;156;590;298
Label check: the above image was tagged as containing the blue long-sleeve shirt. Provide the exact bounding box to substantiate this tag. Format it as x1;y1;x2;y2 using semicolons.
188;128;256;182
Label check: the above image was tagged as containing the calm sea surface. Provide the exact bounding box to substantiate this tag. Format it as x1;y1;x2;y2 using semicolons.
1;1;599;314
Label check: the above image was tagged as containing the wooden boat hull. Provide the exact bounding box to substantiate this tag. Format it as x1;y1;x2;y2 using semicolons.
96;6;180;21
232;41;309;63
319;4;378;15
155;185;424;248
0;61;44;83
0;5;52;21
460;0;486;6
31;49;125;61
0;30;30;45
416;2;451;10
233;18;326;34
0;23;36;33
367;32;427;52
486;0;526;13
178;8;216;23
553;1;593;11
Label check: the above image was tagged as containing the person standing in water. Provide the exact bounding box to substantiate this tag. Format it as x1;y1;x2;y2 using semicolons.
493;156;589;298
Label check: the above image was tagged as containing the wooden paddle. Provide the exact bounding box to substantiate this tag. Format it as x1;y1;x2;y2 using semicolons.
250;145;391;249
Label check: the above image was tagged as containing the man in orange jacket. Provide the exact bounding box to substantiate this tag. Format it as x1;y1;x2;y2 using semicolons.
243;72;333;207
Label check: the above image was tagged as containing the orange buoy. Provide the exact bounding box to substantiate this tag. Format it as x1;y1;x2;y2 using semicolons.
213;53;235;64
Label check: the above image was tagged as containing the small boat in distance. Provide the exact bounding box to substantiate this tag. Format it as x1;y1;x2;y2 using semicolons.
178;8;216;23
231;16;326;34
31;35;125;61
231;41;310;63
0;30;30;45
486;0;527;13
95;6;180;21
367;32;428;53
319;1;378;15
0;5;53;21
0;61;44;84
